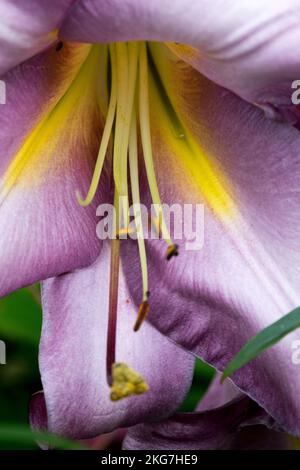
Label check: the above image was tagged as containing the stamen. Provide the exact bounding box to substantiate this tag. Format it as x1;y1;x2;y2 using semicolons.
56;41;64;52
138;43;173;248
74;42;181;397
129;106;149;309
77;45;117;206
133;298;150;332
166;243;179;261
113;42;139;227
117;226;136;238
151;215;163;238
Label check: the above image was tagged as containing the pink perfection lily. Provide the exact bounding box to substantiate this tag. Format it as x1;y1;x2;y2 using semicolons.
1;0;300;447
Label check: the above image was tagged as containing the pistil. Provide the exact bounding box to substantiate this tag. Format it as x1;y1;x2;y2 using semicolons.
106;236;120;387
76;41;180;400
106;194;149;400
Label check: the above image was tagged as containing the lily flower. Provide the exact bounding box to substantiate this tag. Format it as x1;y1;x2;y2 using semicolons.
1;0;300;447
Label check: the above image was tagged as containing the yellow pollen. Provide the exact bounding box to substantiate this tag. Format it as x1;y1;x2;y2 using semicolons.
110;363;149;401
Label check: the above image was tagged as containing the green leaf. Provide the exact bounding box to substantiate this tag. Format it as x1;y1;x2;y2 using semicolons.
0;288;42;346
179;359;215;412
0;424;89;450
222;306;300;381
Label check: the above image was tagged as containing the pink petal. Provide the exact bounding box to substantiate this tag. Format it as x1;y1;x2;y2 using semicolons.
36;245;194;439
61;0;300;105
0;43;107;295
0;0;74;75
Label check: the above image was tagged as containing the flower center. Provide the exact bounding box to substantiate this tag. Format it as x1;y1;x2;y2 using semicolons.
76;42;179;400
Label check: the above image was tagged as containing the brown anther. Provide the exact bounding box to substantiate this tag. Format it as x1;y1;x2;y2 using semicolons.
133;300;150;332
56;41;64;52
166;243;179;261
149;215;162;238
116;227;136;239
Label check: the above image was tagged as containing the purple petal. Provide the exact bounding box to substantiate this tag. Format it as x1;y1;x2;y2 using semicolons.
120;46;300;437
60;0;300;105
0;43;108;296
29;391;49;450
29;391;48;432
123;377;290;450
0;0;74;76
197;374;242;412
36;244;194;439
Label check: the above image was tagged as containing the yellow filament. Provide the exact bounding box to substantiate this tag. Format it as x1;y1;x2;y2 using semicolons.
138;43;172;246
113;43;129;226
96;45;109;121
122;42;139;165
129;107;149;301
77;45;117;206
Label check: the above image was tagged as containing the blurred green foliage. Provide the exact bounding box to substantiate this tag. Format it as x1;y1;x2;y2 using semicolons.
0;287;42;449
0;286;213;449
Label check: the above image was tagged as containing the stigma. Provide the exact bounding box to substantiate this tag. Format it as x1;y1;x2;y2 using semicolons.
76;42;179;401
110;363;149;401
